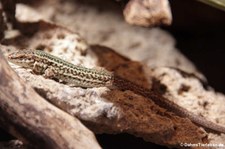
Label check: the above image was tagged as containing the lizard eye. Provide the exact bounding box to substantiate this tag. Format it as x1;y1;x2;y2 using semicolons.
28;58;34;62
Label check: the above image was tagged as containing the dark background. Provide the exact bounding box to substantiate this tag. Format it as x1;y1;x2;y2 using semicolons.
168;0;225;94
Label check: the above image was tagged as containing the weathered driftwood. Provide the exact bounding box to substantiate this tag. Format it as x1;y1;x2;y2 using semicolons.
123;0;172;26
0;51;101;149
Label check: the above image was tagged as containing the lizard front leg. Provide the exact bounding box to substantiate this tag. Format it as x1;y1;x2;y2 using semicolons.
32;61;46;75
44;67;67;84
32;62;54;79
43;67;57;79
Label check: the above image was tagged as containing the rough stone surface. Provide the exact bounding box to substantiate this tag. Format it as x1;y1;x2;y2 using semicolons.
150;67;225;144
15;1;203;78
1;0;225;148
123;0;172;26
2;44;208;147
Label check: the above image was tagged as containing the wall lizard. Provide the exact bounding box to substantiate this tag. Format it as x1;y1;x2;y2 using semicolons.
7;50;225;134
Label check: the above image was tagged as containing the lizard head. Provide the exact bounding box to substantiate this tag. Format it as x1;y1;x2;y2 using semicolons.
8;50;35;68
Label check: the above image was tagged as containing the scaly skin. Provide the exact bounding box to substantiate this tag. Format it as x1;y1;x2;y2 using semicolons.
8;50;113;88
8;49;225;134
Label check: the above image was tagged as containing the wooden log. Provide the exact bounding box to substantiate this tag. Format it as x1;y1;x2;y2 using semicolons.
0;50;101;149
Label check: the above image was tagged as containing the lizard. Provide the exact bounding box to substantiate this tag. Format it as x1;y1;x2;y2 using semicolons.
7;49;225;134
